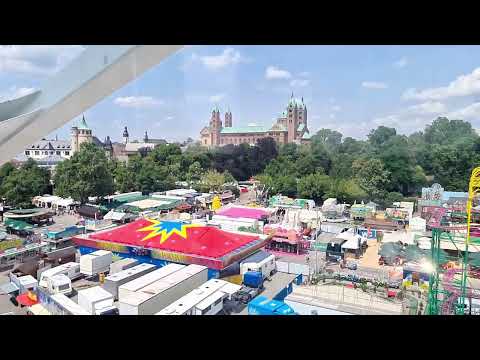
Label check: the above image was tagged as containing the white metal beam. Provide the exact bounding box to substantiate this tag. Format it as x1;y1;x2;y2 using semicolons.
0;45;183;165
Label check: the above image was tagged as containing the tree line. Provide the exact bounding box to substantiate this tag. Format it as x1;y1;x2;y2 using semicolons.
0;116;479;208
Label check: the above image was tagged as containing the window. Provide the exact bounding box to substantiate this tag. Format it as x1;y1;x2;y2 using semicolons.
201;305;212;315
34;151;39;155
58;284;70;291
25;151;30;155
56;151;61;155
65;151;70;156
214;297;223;306
50;151;54;155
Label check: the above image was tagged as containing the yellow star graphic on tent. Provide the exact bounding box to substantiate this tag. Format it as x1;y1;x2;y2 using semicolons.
137;219;200;244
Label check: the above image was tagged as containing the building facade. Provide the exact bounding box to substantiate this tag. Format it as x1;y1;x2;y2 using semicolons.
200;94;312;148
14;115;113;170
115;127;168;162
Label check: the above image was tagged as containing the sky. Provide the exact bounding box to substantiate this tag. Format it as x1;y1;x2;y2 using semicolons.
2;45;480;143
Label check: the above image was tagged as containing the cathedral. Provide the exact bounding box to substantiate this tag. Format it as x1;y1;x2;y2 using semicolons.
200;94;311;148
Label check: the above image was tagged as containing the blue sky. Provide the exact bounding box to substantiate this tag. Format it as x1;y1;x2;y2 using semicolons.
2;45;480;143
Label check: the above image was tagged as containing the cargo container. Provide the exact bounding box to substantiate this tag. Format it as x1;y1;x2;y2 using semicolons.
38;262;81;288
248;296;296;315
80;250;112;276
156;278;241;315
103;263;156;299
119;264;208;315
109;258;139;275
77;286;115;315
118;263;185;300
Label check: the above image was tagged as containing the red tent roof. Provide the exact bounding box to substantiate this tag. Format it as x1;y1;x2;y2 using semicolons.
88;218;260;258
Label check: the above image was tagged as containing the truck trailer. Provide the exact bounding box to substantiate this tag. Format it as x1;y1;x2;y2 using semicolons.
119;264;208;315
109;258;139;275
118;263;185;301
77;286;116;315
156;279;241;315
80;250;112;276
103;263;156;299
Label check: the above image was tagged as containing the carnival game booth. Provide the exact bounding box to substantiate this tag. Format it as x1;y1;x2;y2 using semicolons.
72;218;271;279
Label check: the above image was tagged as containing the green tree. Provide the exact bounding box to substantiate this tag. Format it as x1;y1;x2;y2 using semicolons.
0;162;15;185
297;173;331;202
326;179;367;204
312;128;343;153
0;159;50;208
424;117;477;145
53;143;114;203
378;135;416;194
186;161;203;183
352;158;390;199
114;162;136;193
200;170;226;192
368;126;397;147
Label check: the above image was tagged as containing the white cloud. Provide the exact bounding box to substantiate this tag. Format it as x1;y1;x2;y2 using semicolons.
290;79;310;87
265;66;292;80
329;113;336;119
362;81;388;89
403;67;480;101
329;97;336;103
0;45;85;76
331;105;342;112
393;57;408;68
165;115;174;121
114;96;164;108
407;101;447;114
299;71;310;77
209;94;226;103
193;47;249;70
446;102;480;120
370;101;449;135
0;86;36;102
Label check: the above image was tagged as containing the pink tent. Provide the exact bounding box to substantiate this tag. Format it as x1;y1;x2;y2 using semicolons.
217;207;270;220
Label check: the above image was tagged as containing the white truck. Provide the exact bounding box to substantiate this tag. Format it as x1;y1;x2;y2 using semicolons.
45;274;73;296
240;250;276;280
38;262;81;289
77;286;117;315
80;250;112;276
